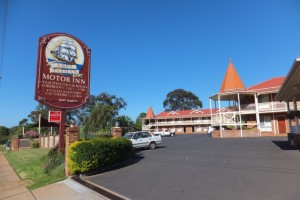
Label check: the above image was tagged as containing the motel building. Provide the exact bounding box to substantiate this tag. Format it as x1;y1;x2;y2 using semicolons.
142;59;299;138
275;57;300;147
142;107;214;134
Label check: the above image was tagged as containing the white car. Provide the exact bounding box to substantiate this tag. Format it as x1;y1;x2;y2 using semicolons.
123;131;162;150
154;129;175;137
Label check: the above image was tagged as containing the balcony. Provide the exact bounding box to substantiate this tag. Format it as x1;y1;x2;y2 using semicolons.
227;102;288;113
154;120;211;126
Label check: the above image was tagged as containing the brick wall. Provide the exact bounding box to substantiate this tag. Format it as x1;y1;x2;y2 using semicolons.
11;136;19;151
65;126;79;176
112;127;122;138
212;130;260;138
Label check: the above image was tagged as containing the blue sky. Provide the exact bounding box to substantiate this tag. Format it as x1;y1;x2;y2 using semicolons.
0;0;300;128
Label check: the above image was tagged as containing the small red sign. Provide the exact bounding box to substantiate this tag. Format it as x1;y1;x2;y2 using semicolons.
49;111;61;122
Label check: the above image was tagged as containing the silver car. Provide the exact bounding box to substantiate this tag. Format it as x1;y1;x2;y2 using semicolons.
123;131;162;150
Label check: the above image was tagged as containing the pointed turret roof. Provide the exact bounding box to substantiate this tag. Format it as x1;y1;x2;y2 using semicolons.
145;106;155;118
219;59;246;93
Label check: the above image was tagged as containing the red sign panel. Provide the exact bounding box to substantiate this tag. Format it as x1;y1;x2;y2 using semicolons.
35;33;91;109
49;111;61;122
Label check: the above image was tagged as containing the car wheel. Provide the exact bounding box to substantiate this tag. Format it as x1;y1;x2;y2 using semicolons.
149;142;156;150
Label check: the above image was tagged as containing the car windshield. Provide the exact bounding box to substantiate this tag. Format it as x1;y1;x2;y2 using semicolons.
123;133;134;139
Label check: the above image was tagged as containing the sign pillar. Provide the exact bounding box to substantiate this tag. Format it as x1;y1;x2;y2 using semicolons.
59;110;66;151
35;32;91;151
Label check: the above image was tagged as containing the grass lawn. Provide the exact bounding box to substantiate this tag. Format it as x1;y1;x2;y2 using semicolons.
5;148;67;190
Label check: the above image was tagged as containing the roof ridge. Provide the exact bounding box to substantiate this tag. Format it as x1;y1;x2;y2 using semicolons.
145;106;155;118
248;76;285;90
219;59;246;93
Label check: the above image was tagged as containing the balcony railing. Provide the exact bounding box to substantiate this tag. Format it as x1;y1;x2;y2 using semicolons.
145;120;211;127
228;102;288;113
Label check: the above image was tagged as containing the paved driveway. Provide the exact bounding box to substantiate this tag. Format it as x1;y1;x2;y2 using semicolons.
84;135;300;200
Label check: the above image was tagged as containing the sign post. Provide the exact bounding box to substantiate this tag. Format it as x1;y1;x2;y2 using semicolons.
35;33;91;151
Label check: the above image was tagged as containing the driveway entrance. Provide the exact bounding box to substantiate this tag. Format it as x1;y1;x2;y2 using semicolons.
84;135;300;200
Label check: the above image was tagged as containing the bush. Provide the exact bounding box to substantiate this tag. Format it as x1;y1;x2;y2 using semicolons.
0;135;9;145
80;130;112;140
24;130;39;139
42;145;65;174
32;141;40;148
68;138;133;174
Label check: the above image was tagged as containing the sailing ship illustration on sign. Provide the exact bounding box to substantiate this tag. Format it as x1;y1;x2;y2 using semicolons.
51;38;77;63
46;36;84;77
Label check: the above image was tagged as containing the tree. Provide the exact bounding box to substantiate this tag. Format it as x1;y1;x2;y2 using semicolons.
75;93;127;126
0;126;10;144
83;104;114;133
163;89;202;111
114;115;135;133
0;126;9;136
135;112;146;130
19;118;28;127
28;103;51;124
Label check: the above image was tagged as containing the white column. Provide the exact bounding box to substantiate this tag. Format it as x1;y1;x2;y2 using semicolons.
218;95;222;138
38;113;41;135
272;113;277;135
254;93;261;136
209;98;212;120
293;97;299;133
238;93;242;137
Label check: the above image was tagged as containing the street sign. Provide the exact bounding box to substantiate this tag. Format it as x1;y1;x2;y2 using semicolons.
48;111;61;123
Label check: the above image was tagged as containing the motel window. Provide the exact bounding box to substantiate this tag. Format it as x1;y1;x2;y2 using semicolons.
260;116;272;132
258;95;270;103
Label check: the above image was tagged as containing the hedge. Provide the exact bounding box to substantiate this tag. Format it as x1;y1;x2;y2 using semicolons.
68;138;133;174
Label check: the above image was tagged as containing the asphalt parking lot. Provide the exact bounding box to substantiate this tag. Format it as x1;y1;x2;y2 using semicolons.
83;134;300;200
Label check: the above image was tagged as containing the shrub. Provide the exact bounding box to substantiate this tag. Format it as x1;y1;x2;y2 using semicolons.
24;130;39;139
48;145;59;157
32;141;40;148
80;130;112;140
68;138;133;174
42;145;65;174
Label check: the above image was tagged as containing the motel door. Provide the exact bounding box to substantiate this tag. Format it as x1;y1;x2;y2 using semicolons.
277;116;286;134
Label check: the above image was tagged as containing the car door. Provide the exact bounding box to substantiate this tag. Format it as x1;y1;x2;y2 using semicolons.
139;132;152;148
131;132;142;148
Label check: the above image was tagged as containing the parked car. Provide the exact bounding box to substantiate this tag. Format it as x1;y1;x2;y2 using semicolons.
123;131;162;150
154;129;175;137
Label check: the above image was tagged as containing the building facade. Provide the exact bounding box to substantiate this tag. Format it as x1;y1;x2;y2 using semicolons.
142;60;296;137
142;107;214;134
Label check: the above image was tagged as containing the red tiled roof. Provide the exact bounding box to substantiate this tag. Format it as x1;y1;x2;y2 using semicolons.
247;76;285;93
155;108;216;118
145;106;155;118
219;59;246;93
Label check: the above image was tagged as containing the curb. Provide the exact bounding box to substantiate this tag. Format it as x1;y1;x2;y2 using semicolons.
71;176;130;200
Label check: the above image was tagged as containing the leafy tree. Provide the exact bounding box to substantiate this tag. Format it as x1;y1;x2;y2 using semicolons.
163;89;203;111
8;126;24;138
75;93;127;126
114;115;135;133
135;112;146;130
83;104;114;133
0;126;9;136
0;126;10;144
19;118;28;127
28;103;51;124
